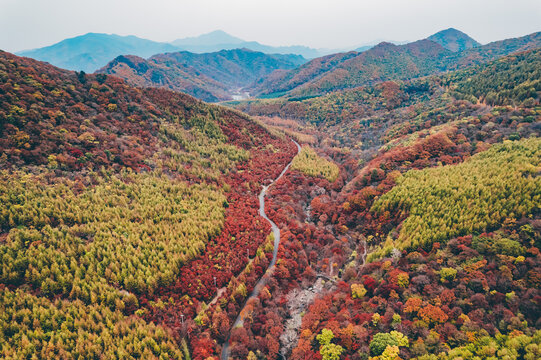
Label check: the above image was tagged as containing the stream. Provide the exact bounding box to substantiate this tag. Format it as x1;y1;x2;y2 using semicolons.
221;139;301;360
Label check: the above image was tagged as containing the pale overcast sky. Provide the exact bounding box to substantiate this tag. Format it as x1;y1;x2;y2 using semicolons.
1;0;540;52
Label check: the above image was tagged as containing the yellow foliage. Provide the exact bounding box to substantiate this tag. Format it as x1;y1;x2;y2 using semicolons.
372;138;541;250
291;146;339;182
0;171;226;303
0;287;183;359
351;283;367;299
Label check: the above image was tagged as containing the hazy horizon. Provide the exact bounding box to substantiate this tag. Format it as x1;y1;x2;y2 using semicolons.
1;0;541;53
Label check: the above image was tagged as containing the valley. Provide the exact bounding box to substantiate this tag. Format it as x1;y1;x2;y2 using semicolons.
1;23;540;360
98;49;306;102
222;139;301;360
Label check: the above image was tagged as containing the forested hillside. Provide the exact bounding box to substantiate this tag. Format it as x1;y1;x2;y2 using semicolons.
249;31;541;98
0;50;297;358
231;48;541;130
99;49;306;102
220;46;540;359
2;26;541;360
445;48;541;107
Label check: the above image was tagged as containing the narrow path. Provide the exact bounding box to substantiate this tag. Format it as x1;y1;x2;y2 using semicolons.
221;139;301;360
208;287;227;307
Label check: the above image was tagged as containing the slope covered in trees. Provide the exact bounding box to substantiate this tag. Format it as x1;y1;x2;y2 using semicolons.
0;50;298;358
1;171;227;298
99;49;306;102
230;48;541;137
2;28;541;360
427;28;480;52
251;40;451;97
445;48;541;107
277;51;541;359
0;50;261;176
291;146;340;182
0;287;184;359
214;41;541;360
249;31;541;98
370;137;540;259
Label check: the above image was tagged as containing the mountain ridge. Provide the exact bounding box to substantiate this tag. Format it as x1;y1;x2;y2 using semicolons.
16;31;324;73
250;30;541;97
171;30;323;58
251;38;452;96
98;48;306;101
17;33;180;73
172;30;245;46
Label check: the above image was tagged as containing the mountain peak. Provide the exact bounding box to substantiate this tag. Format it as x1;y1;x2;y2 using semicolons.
438;27;463;35
206;30;234;37
428;28;480;52
17;33;178;73
372;41;397;50
172;30;245;47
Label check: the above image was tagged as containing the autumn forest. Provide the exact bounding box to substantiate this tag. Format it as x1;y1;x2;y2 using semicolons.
0;22;540;360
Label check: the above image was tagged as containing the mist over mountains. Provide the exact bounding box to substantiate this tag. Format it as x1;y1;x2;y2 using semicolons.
17;30;325;73
16;29;419;73
15;28;540;104
17;33;179;73
171;30;323;59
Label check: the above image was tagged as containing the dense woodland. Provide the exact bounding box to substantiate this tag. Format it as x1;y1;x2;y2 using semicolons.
99;49;305;102
0;51;297;358
220;48;540;360
250;31;541;98
291;146;339;182
246;31;541;99
1;32;541;360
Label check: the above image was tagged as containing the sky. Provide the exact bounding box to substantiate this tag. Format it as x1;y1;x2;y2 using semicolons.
1;0;540;52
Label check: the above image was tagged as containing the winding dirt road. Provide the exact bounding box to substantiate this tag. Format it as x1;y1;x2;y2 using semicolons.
221;139;301;360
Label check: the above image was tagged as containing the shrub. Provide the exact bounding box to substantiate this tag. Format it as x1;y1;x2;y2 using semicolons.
370;331;409;356
317;329;344;360
440;268;457;283
351;283;368;299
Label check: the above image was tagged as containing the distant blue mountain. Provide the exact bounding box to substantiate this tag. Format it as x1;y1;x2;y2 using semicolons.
16;30;340;74
17;33;180;73
171;30;324;59
172;30;246;47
